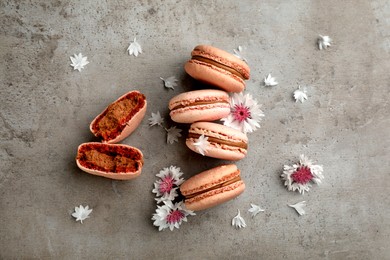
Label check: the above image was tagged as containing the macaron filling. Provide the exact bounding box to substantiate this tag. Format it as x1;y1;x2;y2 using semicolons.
170;99;229;111
91;92;146;142
187;132;248;149
192;56;246;80
77;143;143;173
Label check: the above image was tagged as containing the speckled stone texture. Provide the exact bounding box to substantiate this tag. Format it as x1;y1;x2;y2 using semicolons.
1;0;389;259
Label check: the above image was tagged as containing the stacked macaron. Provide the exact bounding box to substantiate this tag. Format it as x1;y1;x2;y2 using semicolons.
76;90;147;180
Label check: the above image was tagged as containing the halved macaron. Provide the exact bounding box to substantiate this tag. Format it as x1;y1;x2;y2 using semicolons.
184;45;250;93
90;90;147;144
180;164;245;211
76;142;144;180
186;122;248;161
168;89;230;123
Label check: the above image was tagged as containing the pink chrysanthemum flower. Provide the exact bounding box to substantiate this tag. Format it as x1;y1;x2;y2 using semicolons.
281;154;324;194
152;201;195;231
221;92;265;134
152;166;184;203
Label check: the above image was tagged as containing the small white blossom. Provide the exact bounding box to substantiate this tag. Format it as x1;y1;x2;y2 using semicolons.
160;76;178;90
72;205;92;223
293;86;308;103
288;201;306;216
127;37;142;57
166;126;182;144
318;35;332;50
152;201;195;231
233;45;248;62
193;134;210;156
70;53;89;72
248;203;265;217
264;74;278;87
232;209;246;229
148;111;164;127
152;166;184;203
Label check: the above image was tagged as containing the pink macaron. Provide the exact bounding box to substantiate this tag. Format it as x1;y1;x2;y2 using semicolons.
184;45;250;93
169;89;231;123
186;122;248;161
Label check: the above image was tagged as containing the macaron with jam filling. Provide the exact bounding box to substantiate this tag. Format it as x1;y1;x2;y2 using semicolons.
186;122;248;161
168;89;230;123
180;164;245;211
90;90;147;144
184;45;250;93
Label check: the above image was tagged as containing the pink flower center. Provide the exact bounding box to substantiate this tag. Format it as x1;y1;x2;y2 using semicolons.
232;104;251;122
291;166;313;184
159;176;174;193
166;210;185;224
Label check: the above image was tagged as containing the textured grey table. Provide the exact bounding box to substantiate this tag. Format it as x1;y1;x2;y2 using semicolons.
1;1;389;259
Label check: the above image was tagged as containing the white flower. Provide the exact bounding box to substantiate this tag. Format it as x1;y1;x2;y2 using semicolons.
72;205;92;223
232;209;246;229
293;86;308;103
166;126;182;144
127;37;142;57
233;45;248;62
281;154;324;194
152;166;185;203
149;111;164;127
193;134;210;156
318;35;332;50
264;74;278;87
160;76;178;90
152;201;195;231
288;201;306;216
70;53;89;72
248;203;265;217
221;92;265;134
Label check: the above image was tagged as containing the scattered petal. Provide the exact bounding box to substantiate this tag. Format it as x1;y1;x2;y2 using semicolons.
72;205;92;223
318;35;332;50
127;37;142;57
166;126;182;144
248;203;265;217
193;134;210;156
149;111;164;127
232;209;246;229
70;53;89;72
233;45;248;62
152;201;195;231
288;201;306;216
152;166;184;203
293;86;308;103
221;92;265;134
160;76;178;90
281;154;324;194
264;74;278;87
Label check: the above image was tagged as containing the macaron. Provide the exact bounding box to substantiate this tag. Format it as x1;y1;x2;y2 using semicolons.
168;89;231;123
90;90;147;144
184;45;250;93
186;122;248;161
180;164;245;211
76;142;144;180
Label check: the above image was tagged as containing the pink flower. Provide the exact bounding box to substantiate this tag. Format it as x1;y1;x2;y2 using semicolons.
152;166;184;203
152;201;195;231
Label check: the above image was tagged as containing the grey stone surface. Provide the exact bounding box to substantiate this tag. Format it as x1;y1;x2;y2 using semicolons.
1;0;389;259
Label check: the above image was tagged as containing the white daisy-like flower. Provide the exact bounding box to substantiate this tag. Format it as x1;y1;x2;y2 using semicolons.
318;35;332;50
293;86;308;103
233;45;248;62
71;205;92;223
160;76;178;90
166;126;182;144
152;166;185;203
281;154;324;194
248;203;265;217
232;209;246;229
221;92;265;134
70;53;89;72
152;201;195;231
264;73;278;87
193;134;210;156
127;37;142;57
288;201;306;216
148;111;164;127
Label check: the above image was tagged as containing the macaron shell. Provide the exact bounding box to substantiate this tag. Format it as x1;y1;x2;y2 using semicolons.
184;181;245;211
186;139;247;161
170;105;229;124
